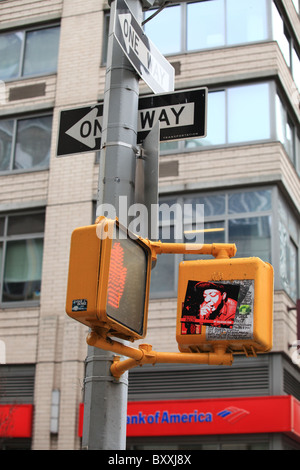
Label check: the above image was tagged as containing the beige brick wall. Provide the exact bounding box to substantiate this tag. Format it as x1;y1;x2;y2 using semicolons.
32;0;104;447
0;0;105;450
0;170;49;205
1;76;57;115
0;307;39;363
0;0;63;26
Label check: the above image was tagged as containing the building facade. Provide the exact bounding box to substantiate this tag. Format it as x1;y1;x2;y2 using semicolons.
0;0;299;450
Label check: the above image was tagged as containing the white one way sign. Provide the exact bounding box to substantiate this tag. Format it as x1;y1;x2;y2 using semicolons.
138;103;195;133
57;104;103;157
56;88;207;156
65;107;102;149
113;0;174;94
137;88;207;144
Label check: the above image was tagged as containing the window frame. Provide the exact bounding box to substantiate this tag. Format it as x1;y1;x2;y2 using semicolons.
272;0;300;88
160;80;299;173
292;0;300;14
0;23;60;82
143;0;270;56
275;87;299;168
151;186;276;299
103;1;300;95
160;81;275;154
0;210;45;308
0;111;53;174
273;188;300;303
150;186;300;302
103;0;271;64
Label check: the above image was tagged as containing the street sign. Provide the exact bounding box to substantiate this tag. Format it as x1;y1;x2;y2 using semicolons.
57;104;103;157
57;89;207;156
113;0;174;94
137;87;207;144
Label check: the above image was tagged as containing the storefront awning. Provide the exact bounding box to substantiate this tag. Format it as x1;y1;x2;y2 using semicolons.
0;404;33;438
79;395;300;442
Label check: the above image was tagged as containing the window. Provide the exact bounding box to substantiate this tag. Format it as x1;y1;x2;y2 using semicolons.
276;94;298;166
296;132;300;177
161;81;299;173
144;4;181;55
144;0;268;55
150;188;299;301
227;83;270;143
292;0;300;14
0;211;45;304
228;216;271;260
0;114;52;172
226;0;268;46
272;2;300;90
187;0;225;51
0;25;60;81
292;47;300;92
272;2;291;66
195;90;226;147
150;188;273;297
161;82;271;152
105;1;299;94
278;196;299;302
144;0;299;93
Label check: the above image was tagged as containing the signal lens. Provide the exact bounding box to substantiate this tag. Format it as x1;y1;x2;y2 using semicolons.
106;227;149;336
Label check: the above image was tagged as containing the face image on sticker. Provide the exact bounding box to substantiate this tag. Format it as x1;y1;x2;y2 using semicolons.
181;281;240;333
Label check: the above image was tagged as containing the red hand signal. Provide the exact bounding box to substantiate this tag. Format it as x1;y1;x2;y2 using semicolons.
107;242;127;309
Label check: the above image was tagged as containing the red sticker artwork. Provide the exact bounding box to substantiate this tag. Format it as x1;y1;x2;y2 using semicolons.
181;281;240;333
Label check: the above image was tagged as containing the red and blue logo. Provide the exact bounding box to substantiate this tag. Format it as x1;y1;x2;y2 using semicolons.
217;407;250;423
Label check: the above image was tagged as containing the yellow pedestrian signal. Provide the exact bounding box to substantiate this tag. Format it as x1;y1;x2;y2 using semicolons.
65;217;152;341
176;257;273;356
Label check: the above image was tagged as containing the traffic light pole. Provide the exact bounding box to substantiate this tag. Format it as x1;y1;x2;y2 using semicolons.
81;0;143;450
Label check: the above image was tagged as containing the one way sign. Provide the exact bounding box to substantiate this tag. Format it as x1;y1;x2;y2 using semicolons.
56;88;207;157
137;88;207;144
113;0;174;94
57;104;103;157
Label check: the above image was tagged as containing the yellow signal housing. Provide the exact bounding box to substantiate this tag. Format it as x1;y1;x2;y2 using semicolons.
176;257;273;356
65;218;152;342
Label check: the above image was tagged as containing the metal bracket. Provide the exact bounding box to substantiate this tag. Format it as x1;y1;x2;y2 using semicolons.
136;144;145;159
84;375;128;386
85;355;115;363
101;141;140;154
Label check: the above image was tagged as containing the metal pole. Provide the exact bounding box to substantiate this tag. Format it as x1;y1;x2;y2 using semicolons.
82;0;142;450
